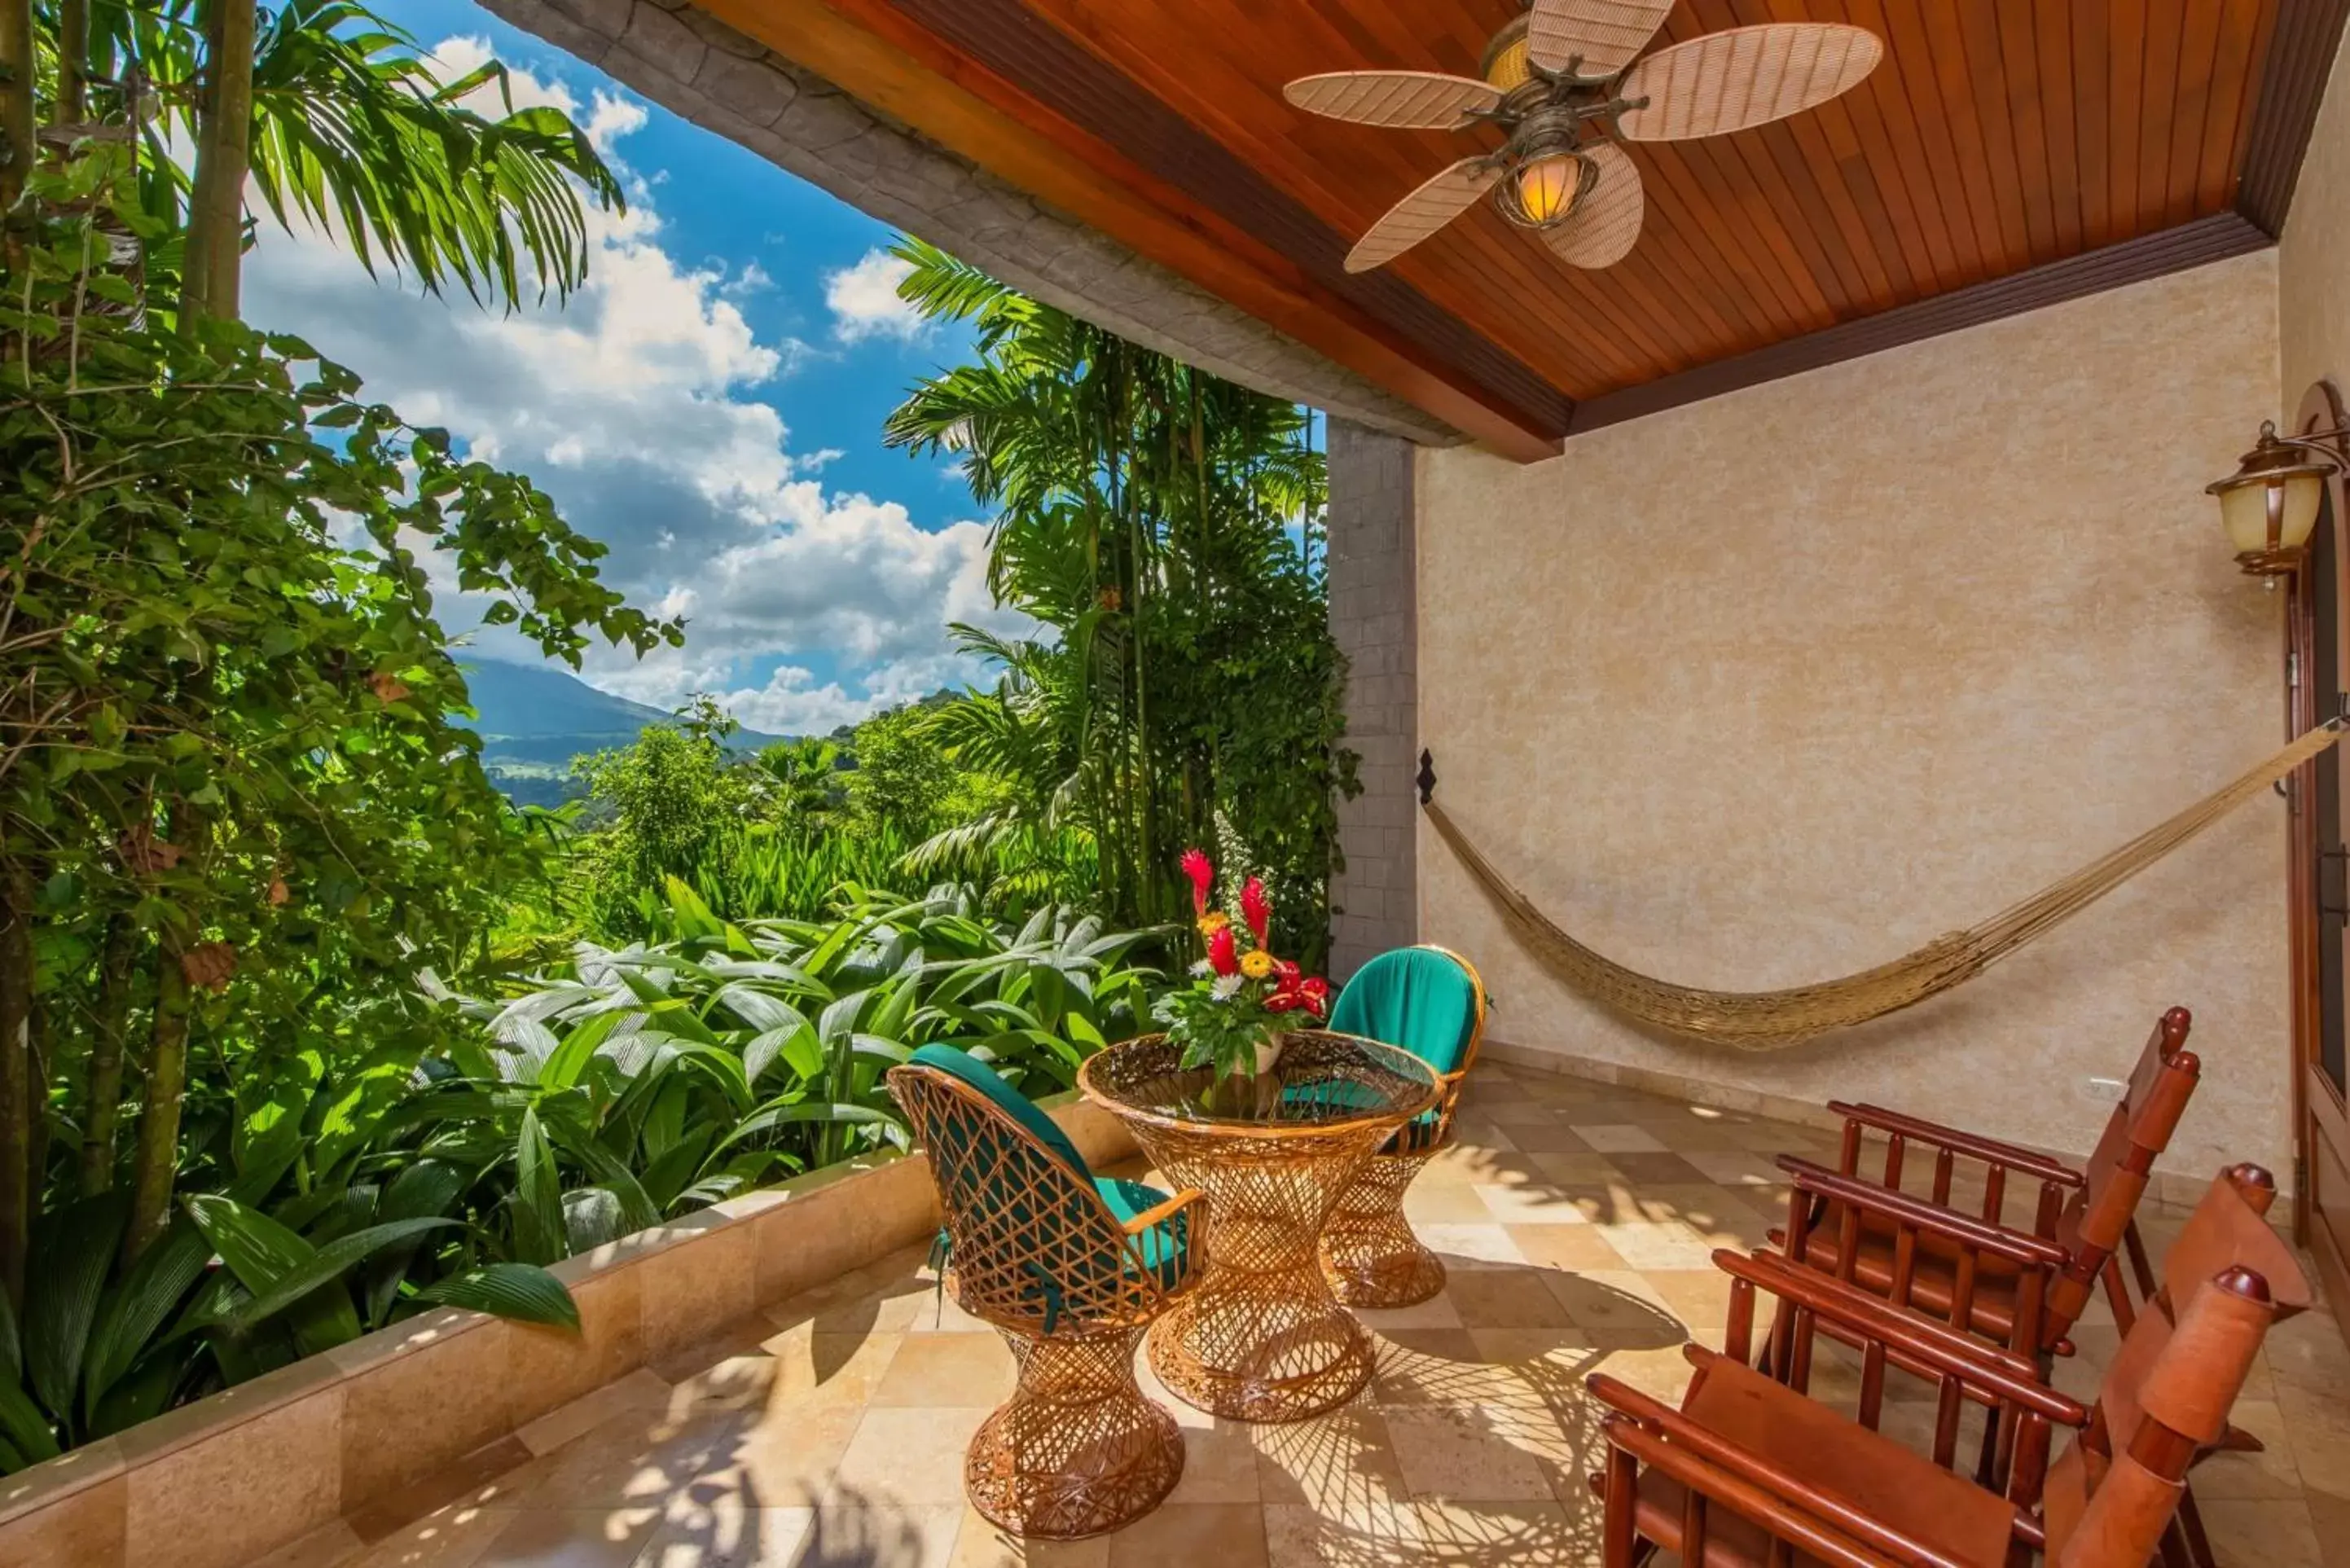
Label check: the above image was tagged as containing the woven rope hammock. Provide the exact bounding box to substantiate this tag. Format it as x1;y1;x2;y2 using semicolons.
1422;723;2346;1051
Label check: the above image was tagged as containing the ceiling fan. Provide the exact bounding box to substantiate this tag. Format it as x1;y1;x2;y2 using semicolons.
1285;1;1882;273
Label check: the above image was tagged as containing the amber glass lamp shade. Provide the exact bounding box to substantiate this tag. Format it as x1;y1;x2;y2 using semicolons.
1515;153;1583;225
2208;424;2333;577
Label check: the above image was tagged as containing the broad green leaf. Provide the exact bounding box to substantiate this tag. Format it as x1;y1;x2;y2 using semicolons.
416;1264;579;1330
713;1100;896;1158
82;1222;210;1425
222;1219;459;1333
182;1195;362;1359
511;1108;569;1265
23;1195;129;1423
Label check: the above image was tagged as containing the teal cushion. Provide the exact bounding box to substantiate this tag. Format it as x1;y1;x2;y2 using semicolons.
1329;948;1480;1075
1093;1177;1193;1289
909;1043;1091;1178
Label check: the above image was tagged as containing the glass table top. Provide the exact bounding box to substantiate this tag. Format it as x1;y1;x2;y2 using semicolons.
1079;1029;1441;1131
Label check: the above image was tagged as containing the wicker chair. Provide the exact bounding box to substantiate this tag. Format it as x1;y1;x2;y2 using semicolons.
1317;945;1488;1306
886;1044;1207;1540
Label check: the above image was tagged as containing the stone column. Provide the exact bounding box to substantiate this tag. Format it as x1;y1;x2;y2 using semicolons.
1325;419;1421;980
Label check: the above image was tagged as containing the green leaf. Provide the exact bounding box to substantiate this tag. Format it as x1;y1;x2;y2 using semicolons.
0;1368;59;1469
221;1219;460;1333
82;1222;210;1425
713;1100;896;1158
182;1194;363;1359
23;1195;129;1424
511;1108;569;1265
416;1264;579;1331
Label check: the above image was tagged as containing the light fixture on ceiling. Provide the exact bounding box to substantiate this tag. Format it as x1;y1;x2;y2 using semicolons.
2208;420;2348;580
1493;139;1592;229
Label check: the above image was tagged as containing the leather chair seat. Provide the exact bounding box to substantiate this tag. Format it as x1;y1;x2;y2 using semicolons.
1632;1355;2017;1566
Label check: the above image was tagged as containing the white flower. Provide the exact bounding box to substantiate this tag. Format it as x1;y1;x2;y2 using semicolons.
1189;960;1213;977
1211;974;1245;999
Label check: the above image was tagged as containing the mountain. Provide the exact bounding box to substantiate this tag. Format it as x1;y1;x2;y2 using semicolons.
457;660;784;806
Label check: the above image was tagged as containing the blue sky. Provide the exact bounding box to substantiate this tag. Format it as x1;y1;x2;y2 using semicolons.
242;0;1019;734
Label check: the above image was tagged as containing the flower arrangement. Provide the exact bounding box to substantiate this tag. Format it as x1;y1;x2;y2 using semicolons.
1153;847;1330;1082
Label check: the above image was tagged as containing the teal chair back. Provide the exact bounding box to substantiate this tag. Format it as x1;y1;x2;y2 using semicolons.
889;1045;1185;1333
1329;947;1487;1077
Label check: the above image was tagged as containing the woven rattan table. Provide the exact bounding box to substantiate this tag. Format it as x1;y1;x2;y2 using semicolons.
1078;1030;1440;1423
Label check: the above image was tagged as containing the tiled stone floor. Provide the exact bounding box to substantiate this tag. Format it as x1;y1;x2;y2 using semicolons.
259;1062;2350;1567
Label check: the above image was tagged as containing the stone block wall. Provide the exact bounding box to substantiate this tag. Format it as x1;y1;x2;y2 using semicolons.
1325;419;1420;980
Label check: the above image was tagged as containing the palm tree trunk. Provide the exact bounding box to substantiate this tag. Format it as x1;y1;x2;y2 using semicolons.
0;860;36;1308
1119;361;1161;921
55;0;89;126
0;0;34;219
121;929;191;1266
180;0;257;325
79;915;139;1195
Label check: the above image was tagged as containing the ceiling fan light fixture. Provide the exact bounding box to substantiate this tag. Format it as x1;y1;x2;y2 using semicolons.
1514;152;1584;225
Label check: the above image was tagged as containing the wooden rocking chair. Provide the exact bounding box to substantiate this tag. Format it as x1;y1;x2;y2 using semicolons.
887;1045;1208;1539
1772;1006;2200;1362
1586;1165;2308;1567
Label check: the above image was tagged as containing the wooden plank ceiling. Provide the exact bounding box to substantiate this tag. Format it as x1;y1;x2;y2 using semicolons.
726;0;2347;459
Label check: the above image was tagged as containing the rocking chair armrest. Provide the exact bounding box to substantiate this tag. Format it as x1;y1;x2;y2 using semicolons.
1777;1157;2073;1271
1825;1102;2084;1188
1120;1187;1207;1237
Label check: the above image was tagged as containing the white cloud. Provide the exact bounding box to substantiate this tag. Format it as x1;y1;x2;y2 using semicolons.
823;248;925;344
240;42;1024;735
720;260;773;299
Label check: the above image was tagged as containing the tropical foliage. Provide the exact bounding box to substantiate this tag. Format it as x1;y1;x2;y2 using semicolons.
0;0;664;1469
463;879;1166;1197
885;239;1356;965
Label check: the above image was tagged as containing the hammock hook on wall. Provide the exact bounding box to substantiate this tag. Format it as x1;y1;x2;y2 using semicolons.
1417;723;2347;1052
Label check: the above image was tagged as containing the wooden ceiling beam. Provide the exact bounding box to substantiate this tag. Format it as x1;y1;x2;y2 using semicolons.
701;0;1566;461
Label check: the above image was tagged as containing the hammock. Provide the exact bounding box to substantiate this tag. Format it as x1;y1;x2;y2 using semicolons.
1422;723;2345;1051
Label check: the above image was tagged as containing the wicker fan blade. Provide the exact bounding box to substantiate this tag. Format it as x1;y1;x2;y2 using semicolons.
1525;0;1675;77
1284;71;1503;129
1540;143;1644;269
1617;23;1882;142
1345;157;1501;273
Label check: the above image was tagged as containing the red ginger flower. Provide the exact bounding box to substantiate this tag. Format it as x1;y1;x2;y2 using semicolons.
1241;876;1271;944
1207;924;1240;977
1180;848;1214;917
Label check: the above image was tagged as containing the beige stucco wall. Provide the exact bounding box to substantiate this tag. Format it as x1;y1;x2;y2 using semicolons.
2284;20;2350;412
1417;250;2290;1179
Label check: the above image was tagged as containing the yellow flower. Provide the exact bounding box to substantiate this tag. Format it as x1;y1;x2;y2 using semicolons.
1239;949;1275;979
1197;912;1231;938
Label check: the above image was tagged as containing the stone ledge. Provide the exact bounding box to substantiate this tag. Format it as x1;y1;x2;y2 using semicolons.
0;1090;1136;1568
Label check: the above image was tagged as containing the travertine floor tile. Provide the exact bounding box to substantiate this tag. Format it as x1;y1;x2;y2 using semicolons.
828;1408;990;1508
484;1505;661;1566
1100;1503;1267;1566
631;1497;813;1567
869;1334;1016;1408
788;1504;963;1567
1569;1125;1667;1155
